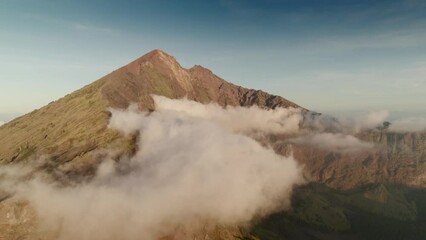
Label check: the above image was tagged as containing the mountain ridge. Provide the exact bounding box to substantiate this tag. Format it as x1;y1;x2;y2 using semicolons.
0;49;301;170
1;49;426;240
1;50;425;191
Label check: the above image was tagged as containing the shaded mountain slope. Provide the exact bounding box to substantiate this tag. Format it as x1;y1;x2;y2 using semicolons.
269;130;426;190
250;183;426;240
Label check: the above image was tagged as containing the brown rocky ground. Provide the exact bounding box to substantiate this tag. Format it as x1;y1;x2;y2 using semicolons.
270;130;426;190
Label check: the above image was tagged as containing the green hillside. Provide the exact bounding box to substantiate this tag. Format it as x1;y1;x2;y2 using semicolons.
251;183;426;240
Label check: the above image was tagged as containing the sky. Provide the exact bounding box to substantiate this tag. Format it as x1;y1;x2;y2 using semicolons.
0;0;425;122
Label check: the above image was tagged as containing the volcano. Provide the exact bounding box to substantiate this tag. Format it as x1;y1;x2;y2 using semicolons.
0;49;299;169
1;50;426;240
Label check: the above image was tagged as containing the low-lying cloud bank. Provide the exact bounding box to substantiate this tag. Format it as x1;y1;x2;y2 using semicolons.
1;96;304;240
302;110;389;133
149;96;379;152
305;110;426;133
1;96;423;239
110;95;303;135
289;133;373;152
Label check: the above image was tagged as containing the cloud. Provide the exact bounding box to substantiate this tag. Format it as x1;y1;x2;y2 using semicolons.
1;96;421;239
303;110;389;133
289;133;373;152
70;23;115;34
3;96;303;240
21;13;116;35
109;96;303;136
308;30;426;53
152;95;303;134
353;111;389;131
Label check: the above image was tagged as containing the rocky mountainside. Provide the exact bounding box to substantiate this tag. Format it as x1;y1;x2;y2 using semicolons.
1;49;426;240
0;49;299;174
269;130;426;190
11;49;424;191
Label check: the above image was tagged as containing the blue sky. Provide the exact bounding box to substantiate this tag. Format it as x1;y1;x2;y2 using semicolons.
0;0;425;121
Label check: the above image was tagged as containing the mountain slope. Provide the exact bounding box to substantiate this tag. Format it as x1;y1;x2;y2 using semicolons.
1;49;426;240
270;130;426;189
1;49;425;189
251;183;426;240
0;49;300;173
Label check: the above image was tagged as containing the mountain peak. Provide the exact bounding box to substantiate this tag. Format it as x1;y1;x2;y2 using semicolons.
142;49;174;60
119;49;180;75
0;49;302;167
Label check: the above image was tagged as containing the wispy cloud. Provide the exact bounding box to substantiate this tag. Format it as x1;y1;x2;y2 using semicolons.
301;29;426;54
69;23;115;34
21;13;117;35
306;62;426;95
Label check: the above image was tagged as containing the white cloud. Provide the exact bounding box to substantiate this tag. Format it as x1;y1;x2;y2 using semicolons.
303;110;389;133
109;96;303;136
352;111;389;132
152;95;303;134
3;96;303;240
2;96;422;239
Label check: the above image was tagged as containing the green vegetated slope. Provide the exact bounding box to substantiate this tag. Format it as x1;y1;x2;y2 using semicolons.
251;183;426;240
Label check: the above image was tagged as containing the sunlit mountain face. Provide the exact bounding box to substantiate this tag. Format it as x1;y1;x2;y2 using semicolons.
1;1;426;240
0;50;425;240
